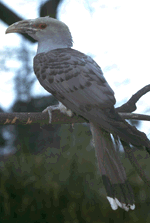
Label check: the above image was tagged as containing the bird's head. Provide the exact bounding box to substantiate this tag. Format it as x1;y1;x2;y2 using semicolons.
6;16;73;53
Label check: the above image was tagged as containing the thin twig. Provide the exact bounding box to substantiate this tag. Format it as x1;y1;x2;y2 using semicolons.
120;113;150;121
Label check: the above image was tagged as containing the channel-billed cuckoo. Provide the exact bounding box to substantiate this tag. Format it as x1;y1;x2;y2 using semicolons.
6;16;150;211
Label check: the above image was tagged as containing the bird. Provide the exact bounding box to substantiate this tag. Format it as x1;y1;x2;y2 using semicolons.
5;16;150;211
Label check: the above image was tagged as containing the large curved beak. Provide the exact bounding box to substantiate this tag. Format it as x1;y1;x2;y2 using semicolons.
5;19;35;34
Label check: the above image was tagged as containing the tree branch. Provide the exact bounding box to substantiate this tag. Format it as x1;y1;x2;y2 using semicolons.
116;84;150;113
0;111;150;126
0;111;87;126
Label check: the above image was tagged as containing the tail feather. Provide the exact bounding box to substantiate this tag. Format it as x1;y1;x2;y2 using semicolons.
107;109;150;151
90;122;135;211
86;107;150;151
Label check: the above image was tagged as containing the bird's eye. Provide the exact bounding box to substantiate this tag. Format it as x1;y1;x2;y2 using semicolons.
39;23;47;29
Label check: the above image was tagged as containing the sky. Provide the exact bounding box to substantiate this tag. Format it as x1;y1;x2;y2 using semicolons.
1;0;150;134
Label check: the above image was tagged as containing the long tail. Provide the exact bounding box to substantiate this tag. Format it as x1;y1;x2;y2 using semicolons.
90;122;135;211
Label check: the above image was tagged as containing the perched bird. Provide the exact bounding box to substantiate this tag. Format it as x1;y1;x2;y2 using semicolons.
6;16;150;211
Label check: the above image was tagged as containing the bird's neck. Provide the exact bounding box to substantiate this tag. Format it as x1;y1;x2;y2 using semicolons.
37;38;71;54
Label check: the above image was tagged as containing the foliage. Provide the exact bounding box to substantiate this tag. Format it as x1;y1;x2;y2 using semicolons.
1;123;150;222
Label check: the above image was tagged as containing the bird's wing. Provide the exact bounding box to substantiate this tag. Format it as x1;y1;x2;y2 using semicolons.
34;48;117;129
34;48;115;111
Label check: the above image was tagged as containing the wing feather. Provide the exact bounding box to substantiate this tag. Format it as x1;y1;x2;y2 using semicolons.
34;48;115;111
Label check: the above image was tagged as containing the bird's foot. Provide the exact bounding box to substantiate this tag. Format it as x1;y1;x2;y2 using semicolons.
42;102;73;123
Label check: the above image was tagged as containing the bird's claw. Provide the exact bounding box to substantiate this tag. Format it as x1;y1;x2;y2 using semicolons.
42;102;73;124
